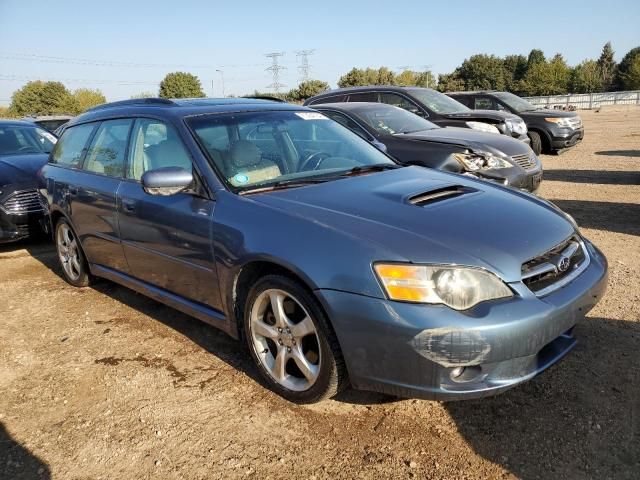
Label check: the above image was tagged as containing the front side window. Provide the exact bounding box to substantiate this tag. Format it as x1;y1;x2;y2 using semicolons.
127;119;193;181
356;106;439;135
408;88;471;115
84;119;132;177
320;111;370;139
188;110;396;191
0;125;56;156
493;92;538;112
51;123;96;168
379;93;424;117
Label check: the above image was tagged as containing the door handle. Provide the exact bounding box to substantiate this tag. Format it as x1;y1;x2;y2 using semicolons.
122;200;136;213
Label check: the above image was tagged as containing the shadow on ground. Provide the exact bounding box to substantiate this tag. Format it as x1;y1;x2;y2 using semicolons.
596;150;640;157
552;200;640;236
444;317;640;479
544;169;640;185
0;423;50;480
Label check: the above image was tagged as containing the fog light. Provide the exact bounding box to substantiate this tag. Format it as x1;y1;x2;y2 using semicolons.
450;367;465;379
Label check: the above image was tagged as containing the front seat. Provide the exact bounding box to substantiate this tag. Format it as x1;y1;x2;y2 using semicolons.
226;140;281;187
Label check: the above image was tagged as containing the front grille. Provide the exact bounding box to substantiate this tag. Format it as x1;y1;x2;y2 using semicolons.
511;153;537;171
0;190;44;214
521;235;590;296
567;117;582;129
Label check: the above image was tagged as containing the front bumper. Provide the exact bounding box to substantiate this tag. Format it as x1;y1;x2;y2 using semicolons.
317;241;608;401
0;210;45;243
550;127;584;150
476;163;543;194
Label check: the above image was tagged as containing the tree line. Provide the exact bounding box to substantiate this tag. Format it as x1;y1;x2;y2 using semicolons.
338;43;640;96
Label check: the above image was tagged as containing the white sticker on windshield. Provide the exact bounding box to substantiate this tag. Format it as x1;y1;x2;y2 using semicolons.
295;112;328;120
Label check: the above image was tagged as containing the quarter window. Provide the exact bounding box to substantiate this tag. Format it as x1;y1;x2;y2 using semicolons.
84;119;132;177
51;123;96;168
127;119;192;181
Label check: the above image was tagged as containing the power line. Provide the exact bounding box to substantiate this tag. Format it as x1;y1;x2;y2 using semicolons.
296;49;315;82
265;52;286;94
0;74;158;86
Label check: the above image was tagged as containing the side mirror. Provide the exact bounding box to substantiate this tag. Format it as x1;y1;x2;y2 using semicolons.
371;139;388;152
141;167;193;196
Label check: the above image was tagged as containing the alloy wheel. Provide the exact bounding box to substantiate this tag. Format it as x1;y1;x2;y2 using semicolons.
249;289;321;392
56;223;82;282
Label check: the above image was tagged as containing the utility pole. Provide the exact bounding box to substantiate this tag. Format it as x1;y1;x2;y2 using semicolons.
265;52;286;94
216;69;225;97
296;49;315;83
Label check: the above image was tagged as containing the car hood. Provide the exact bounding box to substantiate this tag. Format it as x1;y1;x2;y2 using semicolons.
444;109;521;122
0;153;49;187
518;108;578;119
397;127;530;157
251;166;573;282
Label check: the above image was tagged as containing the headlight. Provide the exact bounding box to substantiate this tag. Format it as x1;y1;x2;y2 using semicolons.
466;121;500;134
453;152;512;171
506;119;527;135
374;264;513;310
545;117;572;128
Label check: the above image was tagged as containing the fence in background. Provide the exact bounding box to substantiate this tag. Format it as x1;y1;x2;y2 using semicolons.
523;90;640;110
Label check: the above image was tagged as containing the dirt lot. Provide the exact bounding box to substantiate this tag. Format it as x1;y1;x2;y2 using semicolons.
1;107;639;480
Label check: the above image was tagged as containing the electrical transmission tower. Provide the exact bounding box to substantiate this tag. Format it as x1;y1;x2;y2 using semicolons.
296;49;315;82
265;52;286;94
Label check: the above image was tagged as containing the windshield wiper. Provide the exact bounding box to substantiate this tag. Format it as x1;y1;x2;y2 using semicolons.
336;164;402;177
239;177;332;195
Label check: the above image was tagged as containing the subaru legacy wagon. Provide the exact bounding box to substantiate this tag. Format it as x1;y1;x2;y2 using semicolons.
41;98;607;403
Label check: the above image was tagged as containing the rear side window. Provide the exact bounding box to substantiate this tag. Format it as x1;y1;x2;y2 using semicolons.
83;119;132;177
127;119;192;181
51;123;96;168
474;97;496;110
348;92;377;102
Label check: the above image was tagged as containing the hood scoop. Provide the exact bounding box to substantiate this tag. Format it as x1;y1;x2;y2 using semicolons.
408;185;476;207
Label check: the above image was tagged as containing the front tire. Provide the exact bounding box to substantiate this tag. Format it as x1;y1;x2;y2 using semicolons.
528;131;542;156
55;218;93;287
243;275;347;403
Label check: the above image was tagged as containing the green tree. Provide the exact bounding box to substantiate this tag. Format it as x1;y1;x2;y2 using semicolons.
618;55;640;90
159;72;205;99
288;79;330;101
414;71;436;88
571;60;602;93
130;91;156;99
337;68;368;87
437;71;464;92
521;54;570;95
616;47;640;90
375;67;396;85
396;70;417;86
458;54;506;91
71;88;106;114
527;49;546;69
597;42;617;91
503;54;528;92
337;67;396;87
9;81;76;116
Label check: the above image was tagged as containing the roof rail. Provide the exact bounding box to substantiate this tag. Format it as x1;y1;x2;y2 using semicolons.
86;98;176;113
243;95;286;103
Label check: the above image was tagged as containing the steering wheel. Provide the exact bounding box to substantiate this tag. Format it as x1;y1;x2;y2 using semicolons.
299;151;331;171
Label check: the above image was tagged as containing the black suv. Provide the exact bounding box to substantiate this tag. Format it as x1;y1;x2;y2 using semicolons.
448;91;584;155
304;86;529;144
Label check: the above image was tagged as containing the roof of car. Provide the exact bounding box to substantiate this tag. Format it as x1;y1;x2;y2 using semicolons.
70;97;306;126
313;102;398;113
0;119;43;127
447;91;500;95
308;85;433;98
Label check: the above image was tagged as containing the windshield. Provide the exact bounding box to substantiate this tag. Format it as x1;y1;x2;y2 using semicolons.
0;125;57;155
494;92;538;112
356;105;439;135
408;88;471;115
188;110;397;192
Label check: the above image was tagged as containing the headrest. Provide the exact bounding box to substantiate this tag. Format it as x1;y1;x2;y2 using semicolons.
230;140;261;168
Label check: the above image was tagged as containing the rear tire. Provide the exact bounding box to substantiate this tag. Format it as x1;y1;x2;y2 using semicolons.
243;274;347;403
528;131;542;156
55;218;93;287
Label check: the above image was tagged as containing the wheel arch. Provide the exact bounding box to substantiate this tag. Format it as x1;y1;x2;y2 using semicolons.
528;127;552;152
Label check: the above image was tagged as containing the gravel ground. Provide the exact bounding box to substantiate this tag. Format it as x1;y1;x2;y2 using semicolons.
1;107;639;480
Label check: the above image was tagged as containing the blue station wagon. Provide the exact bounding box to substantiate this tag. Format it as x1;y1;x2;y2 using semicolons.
41;98;608;403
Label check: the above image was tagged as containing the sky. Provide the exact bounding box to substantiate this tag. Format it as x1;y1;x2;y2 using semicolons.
1;0;639;106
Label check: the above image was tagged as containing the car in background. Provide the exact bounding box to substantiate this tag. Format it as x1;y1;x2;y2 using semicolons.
304;86;529;144
448;91;584;155
41;97;607;404
22;115;72;133
313;102;543;193
0;120;56;243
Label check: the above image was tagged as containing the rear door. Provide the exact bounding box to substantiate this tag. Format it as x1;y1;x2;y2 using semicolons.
49;120;130;272
117;118;220;308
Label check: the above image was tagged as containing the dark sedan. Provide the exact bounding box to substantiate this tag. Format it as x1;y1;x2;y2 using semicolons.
0;120;56;243
304;86;529;143
41;98;607;403
313;102;543;193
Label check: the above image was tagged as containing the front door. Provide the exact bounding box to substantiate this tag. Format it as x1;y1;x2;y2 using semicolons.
117;118;220;309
